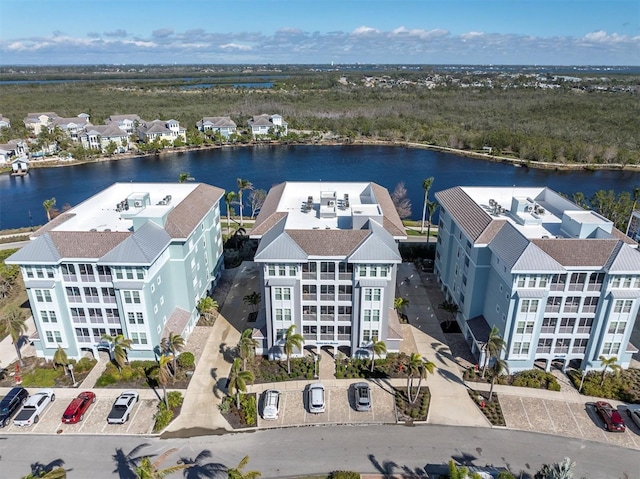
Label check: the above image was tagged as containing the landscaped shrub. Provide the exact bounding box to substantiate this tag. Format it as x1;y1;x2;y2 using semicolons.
330;471;360;479
95;373;118;387
153;407;174;432
568;369;639;403
70;357;97;374
512;369;560;391
21;368;60;387
177;351;195;369
240;393;257;426
167;391;183;410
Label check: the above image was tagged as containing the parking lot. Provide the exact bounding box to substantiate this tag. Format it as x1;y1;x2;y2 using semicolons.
256;381;397;428
1;393;156;436
499;396;640;450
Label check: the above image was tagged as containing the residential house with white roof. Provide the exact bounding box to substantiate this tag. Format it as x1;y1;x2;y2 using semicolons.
23;112;59;135
51;116;92;141
137;119;186;144
0;114;11;129
249;181;406;360
248;114;288;137
81;124;130;153
7;182;225;361
106;114;142;135
197;116;237;138
0;139;28;165
434;186;640;372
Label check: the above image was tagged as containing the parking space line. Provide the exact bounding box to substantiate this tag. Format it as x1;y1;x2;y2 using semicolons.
566;402;584;438
78;399;99;432
542;400;557;433
126;400;144;434
519;398;533;429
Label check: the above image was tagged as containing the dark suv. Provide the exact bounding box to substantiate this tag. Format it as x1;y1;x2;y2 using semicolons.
0;386;29;427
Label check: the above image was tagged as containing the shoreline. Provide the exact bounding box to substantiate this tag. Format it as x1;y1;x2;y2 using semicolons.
2;138;639;174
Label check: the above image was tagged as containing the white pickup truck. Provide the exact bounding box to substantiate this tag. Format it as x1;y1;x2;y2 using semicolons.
13;389;55;427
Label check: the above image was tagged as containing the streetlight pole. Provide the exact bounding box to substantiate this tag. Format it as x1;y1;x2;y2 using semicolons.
579;369;587;393
68;363;77;387
314;353;319;379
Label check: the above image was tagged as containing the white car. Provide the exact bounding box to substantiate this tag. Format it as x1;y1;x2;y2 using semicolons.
307;382;325;414
107;390;139;424
261;389;281;420
13;389;55;427
627;404;640;428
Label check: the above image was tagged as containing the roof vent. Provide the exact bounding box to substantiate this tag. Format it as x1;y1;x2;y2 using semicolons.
90;228;97;232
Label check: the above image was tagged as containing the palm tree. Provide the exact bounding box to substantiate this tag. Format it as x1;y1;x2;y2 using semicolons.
21;467;67;479
404;352;424;404
625;186;640;236
238;328;259;370
420;177;434;233
155;355;172;409
414;357;435;402
394;297;409;321
598;355;621;386
133;448;190;479
426;199;439;241
369;336;387;372
43;197;56;222
197;296;218;324
282;325;305;375
534;457;577;479
101;333;133;371
227;358;254;408
236;178;253;227
53;345;70;376
2;306;27;367
227;455;261;479
438;300;460;330
488;357;509;402
224;191;238;233
481;326;506;379
178;172;190;183
243;291;261;313
161;331;185;376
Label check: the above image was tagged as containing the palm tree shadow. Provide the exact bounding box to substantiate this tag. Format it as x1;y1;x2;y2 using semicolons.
180;450;227;479
451;451;477;466
112;443;150;479
28;459;67;477
368;453;399;478
219;342;237;363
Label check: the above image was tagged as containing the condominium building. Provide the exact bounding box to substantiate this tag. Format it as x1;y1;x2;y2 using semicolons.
249;182;406;359
434;186;640;372
7;182;225;361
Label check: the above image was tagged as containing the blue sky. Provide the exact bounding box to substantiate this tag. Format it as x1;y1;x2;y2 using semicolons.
1;0;638;65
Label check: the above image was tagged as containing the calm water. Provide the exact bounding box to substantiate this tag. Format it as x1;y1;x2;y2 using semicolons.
1;145;639;229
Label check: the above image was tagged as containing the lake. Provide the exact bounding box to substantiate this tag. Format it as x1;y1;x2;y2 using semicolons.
1;145;639;230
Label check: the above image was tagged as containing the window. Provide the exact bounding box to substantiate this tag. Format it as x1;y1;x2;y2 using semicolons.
75;327;90;342
61;264;76;279
71;308;86;322
572;338;589;354
537;338;553;353
84;287;99;302
78;263;94;278
602;342;621;355
128;312;136;324
45;331;62;344
568;273;586;291
302;262;317;278
517;276;526;287
582;297;599;313
320;285;334;300
512;342;530;355
559;318;575;334
516;321;534;334
380;265;389;277
131;332;148;345
362;330;374;342
102;287;116;303
88;308;103;323
588;273;604;291
35;289;52;303
275;329;286;341
550;274;567;291
520;299;539;313
546;297;561;313
364;288;381;301
41;311;57;323
337;325;351;339
289;265;296;276
554;338;570;354
608;321;627;335
303;325;317;337
105;309;119;323
577;318;593;334
359;265;367;277
302;285;316;299
66;287;81;302
123;291;141;304
563;297;580;313
541;318;557;334
613;299;633;313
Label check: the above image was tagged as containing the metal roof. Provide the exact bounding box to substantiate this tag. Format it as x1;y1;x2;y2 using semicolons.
99;221;171;265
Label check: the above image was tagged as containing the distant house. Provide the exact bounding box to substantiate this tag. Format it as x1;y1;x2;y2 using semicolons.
137;119;186;144
197;116;237;138
80;124;130;153
106;114;142;135
0;139;28;165
0;114;11;129
248;114;288;137
10;157;29;174
51;116;92;141
24;112;59;135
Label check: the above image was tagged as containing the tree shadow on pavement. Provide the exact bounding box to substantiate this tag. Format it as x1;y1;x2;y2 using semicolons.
219;342;237;363
180;449;227;479
112;443;150;479
368;453;428;478
26;459;68;478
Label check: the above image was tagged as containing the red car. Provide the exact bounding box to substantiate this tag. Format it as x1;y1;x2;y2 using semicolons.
61;392;96;424
594;401;626;432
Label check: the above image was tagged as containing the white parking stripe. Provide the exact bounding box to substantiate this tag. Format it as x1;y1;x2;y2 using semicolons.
78;399;98;432
519;397;533;429
126;400;143;433
566;402;584;438
542;400;557;433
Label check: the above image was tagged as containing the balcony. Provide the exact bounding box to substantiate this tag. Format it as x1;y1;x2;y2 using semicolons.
302;273;317;280
338;273;351;280
338;294;352;301
320;334;334;340
320;273;335;280
320;294;334;301
320;314;334;322
302;314;317;321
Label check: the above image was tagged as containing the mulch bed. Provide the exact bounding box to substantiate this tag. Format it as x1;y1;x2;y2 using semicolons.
220;393;257;429
468;389;506;426
0;356;95;388
395;386;430;422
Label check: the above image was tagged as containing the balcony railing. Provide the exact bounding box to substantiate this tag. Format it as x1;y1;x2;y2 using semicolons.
338;294;352;301
587;284;602;291
80;274;95;282
568;284;585;291
103;296;117;303
98;274;112;282
85;296;100;303
320;294;334;301
550;284;565;291
67;296;82;303
320;314;334;322
302;293;316;301
302;273;317;280
338;273;351;280
302;314;317;321
303;333;317;340
337;334;350;341
337;314;351;322
320;334;334;340
320;273;334;280
63;274;78;282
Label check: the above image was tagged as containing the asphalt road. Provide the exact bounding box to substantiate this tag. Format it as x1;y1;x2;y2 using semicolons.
1;425;638;479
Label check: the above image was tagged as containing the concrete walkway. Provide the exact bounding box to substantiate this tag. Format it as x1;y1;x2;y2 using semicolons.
396;262;490;427
0;315;36;369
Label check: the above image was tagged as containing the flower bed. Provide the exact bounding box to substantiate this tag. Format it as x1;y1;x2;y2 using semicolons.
568;368;640;403
395;386;430;422
468;390;505;426
248;356;316;383
335;353;410;379
464;367;560;391
0;356;96;388
95;357;194;389
219;393;257;429
153;391;183;433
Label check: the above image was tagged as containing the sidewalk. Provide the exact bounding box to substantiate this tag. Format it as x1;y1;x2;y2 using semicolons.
0;315;36;369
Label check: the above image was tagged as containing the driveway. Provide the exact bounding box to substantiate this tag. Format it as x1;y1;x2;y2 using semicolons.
499;395;640;450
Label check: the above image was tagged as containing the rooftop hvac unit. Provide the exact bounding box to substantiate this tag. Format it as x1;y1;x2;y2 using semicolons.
526;205;533;212
134;200;142;208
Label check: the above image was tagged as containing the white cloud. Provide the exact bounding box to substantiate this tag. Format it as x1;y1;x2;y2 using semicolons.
220;43;252;51
352;26;379;35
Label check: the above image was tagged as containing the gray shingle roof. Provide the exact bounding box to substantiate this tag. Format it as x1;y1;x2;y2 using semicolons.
287;230;369;256
50;231;131;259
249;183;287;236
370;183;406;237
162;307;191;338
435;187;493;242
32;213;76;237
165;183;225;239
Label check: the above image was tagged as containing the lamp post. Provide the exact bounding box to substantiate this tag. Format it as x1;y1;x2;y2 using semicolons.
313;353;319;379
68;363;77;387
578;369;587;393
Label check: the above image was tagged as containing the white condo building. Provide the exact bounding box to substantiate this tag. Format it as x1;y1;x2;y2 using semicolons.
249;182;406;359
434;186;640;372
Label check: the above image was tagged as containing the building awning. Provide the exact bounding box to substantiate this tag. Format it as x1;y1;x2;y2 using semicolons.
112;280;145;290
386;307;403;341
265;278;297;287
467;315;491;345
358;279;389;288
162;307;191;338
626;341;639;354
610;290;640;299
515;289;546;298
24;280;56;289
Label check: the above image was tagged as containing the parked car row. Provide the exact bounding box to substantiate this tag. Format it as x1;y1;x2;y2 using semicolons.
261;382;372;420
593;401;640;433
0;387;139;428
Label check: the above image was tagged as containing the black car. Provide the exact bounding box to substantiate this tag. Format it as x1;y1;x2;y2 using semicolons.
0;386;29;427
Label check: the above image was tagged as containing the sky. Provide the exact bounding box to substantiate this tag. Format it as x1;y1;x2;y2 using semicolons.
1;0;639;66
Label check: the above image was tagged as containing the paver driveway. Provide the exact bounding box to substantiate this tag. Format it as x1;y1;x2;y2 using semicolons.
499;395;640;450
